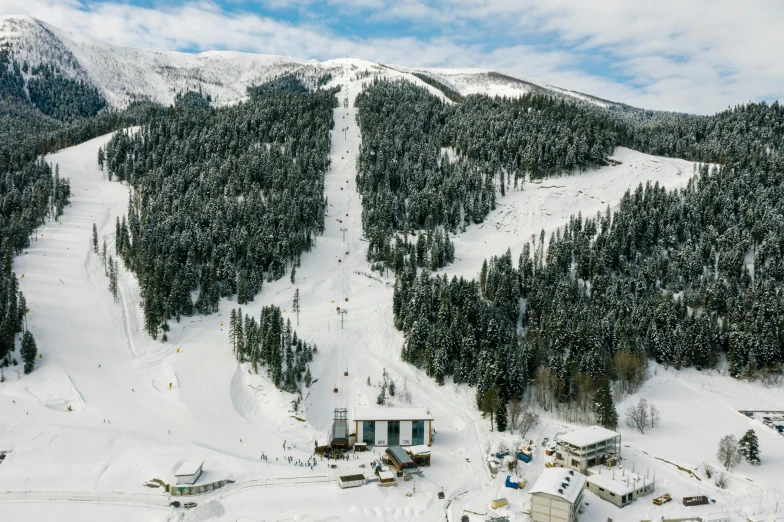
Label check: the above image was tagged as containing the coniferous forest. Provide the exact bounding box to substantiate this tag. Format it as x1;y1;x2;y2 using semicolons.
381;76;784;429
104;90;335;340
229;305;316;394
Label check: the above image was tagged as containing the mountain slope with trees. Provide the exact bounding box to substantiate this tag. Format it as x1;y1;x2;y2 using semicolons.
104;90;335;339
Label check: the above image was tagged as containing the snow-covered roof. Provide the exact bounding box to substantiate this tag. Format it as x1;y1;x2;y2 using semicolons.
586;466;650;496
407;444;431;456
174;460;204;476
353;407;433;421
529;468;586;504
557;426;619;447
378;470;396;481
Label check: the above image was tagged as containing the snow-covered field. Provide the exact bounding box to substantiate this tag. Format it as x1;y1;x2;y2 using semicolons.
1;63;783;522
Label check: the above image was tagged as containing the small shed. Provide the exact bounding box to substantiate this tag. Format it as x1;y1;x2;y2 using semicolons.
175;460;204;485
683;495;710;507
378;470;398;487
338;474;366;489
491;497;508;509
406;445;431;466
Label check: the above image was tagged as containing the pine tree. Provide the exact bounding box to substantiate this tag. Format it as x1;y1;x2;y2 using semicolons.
21;330;37;374
739;429;760;465
101;240;107;274
293;288;300;325
480;259;488;295
92;223;98;254
304;367;312;388
480;387;500;431
593;381;618;430
388;380;396;397
377;384;387;405
97;146;105;171
108;256;118;299
496;399;508;432
290;265;296;284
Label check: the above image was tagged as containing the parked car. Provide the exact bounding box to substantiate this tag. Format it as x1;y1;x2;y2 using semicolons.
184;502;197;509
169;501;181;508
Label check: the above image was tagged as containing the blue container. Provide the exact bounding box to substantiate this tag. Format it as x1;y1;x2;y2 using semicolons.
518;453;531;463
505;476;519;489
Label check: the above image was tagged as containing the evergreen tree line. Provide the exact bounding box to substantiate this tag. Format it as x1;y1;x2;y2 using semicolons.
1;49;106;122
398;150;784;425
387;90;784;427
354;79;622;273
229;306;316;394
104;91;335;339
392;263;529;421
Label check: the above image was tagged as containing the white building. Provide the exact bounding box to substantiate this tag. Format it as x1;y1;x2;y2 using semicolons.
530;468;586;522
554;426;621;474
174;460;204;485
353;407;433;447
585;465;654;507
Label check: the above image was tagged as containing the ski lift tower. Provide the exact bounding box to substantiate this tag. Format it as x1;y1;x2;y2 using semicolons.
331;408;349;450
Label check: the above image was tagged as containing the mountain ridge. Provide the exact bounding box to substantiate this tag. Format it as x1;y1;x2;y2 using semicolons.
1;14;621;110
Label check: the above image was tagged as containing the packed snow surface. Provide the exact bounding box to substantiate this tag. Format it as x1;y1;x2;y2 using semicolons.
0;31;783;522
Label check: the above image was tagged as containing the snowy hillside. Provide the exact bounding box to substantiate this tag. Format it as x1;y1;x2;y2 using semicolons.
2;13;784;522
0;15;618;109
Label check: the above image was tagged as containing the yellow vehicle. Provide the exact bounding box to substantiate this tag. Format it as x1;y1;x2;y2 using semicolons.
653;493;672;506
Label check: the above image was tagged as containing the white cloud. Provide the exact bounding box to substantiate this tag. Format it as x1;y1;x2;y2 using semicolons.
1;0;782;113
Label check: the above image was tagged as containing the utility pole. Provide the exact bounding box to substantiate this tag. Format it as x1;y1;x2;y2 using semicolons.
340;227;348;241
337;308;347;329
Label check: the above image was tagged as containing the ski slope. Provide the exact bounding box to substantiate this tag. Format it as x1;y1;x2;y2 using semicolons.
1;66;784;522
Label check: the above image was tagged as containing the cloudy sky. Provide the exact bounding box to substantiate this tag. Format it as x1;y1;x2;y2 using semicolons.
2;0;782;114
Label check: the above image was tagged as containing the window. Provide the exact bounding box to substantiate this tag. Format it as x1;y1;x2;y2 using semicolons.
610;493;616;496
388;421;400;446
363;421;375;445
571;459;580;468
412;421;425;445
599;488;605;492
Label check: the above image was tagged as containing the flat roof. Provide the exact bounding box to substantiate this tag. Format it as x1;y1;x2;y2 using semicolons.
529;468;586;504
378;470;396;480
175;460;204;476
353;407;433;421
407;444;431;456
586;466;650;496
340;474;366;482
557;426;619;447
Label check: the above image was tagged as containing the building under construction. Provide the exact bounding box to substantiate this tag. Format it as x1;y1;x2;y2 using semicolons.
585;465;655;508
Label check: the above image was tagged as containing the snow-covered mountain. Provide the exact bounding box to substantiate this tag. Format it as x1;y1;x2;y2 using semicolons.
0;14;618;109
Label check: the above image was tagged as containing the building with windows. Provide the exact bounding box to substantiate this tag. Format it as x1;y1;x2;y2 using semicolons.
530;468;586;522
353;407;434;447
554;426;620;474
585;465;654;508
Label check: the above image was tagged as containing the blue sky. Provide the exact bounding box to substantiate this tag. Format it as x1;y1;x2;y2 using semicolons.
4;0;784;114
